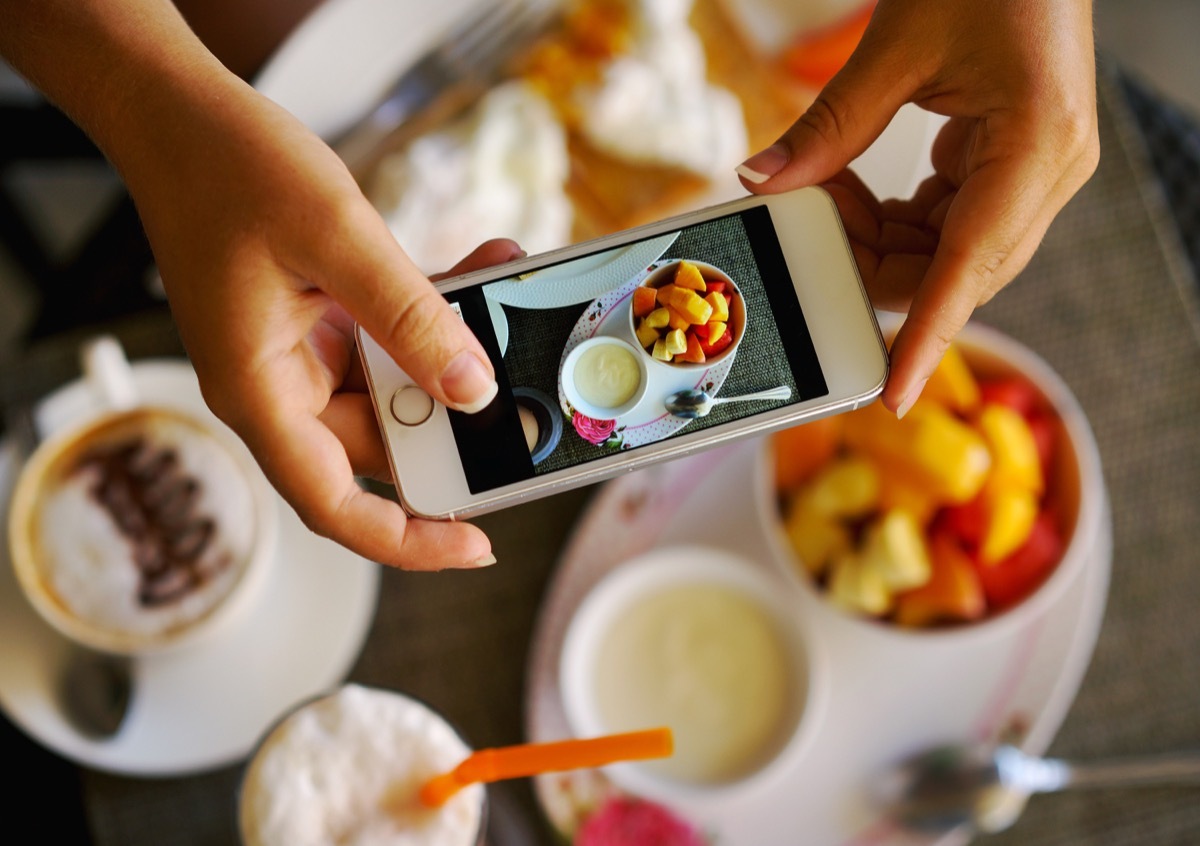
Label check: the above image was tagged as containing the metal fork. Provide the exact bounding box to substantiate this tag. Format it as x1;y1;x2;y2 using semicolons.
330;0;560;173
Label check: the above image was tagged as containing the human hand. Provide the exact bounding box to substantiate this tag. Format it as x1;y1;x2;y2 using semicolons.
121;77;515;571
737;0;1099;416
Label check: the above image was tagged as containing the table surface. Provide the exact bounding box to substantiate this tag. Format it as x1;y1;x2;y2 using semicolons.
3;61;1199;846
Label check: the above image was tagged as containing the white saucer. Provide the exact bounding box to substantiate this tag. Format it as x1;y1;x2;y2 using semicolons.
0;360;381;777
525;437;1111;845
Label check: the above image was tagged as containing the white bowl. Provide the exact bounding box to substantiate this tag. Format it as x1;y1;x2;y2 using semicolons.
760;317;1106;643
560;336;650;422
629;260;747;370
559;544;825;807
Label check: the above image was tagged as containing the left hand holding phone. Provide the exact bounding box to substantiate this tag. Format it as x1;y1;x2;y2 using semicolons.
0;0;511;570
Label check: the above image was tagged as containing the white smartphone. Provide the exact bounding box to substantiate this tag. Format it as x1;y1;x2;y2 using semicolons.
358;187;888;520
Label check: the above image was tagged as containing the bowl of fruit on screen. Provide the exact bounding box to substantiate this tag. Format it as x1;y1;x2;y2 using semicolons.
761;319;1105;636
630;259;746;369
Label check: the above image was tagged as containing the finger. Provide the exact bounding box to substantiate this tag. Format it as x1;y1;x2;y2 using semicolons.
243;405;493;569
303;201;500;416
319;391;390;481
823;182;879;247
736;22;916;190
430;238;524;282
881;148;1065;413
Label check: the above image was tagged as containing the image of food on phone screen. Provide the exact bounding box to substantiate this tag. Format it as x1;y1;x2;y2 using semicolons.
445;205;830;495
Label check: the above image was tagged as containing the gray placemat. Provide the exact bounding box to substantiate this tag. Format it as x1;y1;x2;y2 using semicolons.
974;61;1200;846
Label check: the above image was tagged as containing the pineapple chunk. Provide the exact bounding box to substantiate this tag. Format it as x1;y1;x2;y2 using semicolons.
921;343;981;414
656;284;680;307
705;291;729;322
635;319;661;350
784;497;851;577
674;260;706;292
666;288;714;325
858;509;933;592
979;482;1039;564
801;455;881;519
977;404;1044;494
667;307;691;332
828;553;892;616
705;321;727;344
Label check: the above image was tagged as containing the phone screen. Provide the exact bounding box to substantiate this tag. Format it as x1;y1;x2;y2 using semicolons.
443;205;829;494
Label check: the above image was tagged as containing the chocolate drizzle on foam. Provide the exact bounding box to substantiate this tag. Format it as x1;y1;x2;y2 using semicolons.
78;437;231;607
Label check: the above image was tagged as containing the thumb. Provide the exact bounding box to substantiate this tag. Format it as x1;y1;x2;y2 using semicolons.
736;18;916;191
316;211;500;415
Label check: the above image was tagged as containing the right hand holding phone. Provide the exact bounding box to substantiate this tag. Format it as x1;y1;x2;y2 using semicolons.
736;0;1099;418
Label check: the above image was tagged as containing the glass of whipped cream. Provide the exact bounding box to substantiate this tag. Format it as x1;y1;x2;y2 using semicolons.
238;684;486;846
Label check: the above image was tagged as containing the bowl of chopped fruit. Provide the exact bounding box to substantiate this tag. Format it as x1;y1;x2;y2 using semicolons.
760;317;1107;637
629;259;747;369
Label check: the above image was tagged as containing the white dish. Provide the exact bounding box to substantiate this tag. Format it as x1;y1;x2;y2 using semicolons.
555;264;736;448
253;0;941;202
0;361;380;777
483;233;680;311
524;436;1111;844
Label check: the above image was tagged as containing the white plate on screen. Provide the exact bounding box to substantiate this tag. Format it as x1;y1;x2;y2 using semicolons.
0;361;380;777
483;233;680;311
253;0;941;202
525;437;1111;845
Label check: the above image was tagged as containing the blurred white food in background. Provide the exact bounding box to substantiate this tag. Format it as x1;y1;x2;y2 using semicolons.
369;80;572;275
575;0;747;176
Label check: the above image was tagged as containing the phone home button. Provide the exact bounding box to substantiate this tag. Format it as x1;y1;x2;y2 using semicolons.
390;385;434;426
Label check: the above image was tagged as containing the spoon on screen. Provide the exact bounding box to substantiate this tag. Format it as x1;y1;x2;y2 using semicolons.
664;385;792;419
877;742;1200;835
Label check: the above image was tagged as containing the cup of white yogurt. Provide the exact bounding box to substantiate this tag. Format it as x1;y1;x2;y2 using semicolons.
559;545;826;807
238;684;486;846
560;336;649;422
6;336;277;655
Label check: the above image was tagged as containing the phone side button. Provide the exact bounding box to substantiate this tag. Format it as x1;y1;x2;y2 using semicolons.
390;385;435;426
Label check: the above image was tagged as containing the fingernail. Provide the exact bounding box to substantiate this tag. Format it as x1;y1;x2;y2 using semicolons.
736;144;790;184
895;378;928;420
442;351;498;414
467;554;496;568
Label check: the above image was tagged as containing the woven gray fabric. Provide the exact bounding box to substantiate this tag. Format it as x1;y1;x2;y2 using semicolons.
76;65;1200;846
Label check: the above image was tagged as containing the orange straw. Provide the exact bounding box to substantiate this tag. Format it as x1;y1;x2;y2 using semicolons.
418;727;674;808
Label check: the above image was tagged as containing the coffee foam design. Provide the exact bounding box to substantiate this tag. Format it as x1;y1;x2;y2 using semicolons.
33;411;257;640
240;685;483;846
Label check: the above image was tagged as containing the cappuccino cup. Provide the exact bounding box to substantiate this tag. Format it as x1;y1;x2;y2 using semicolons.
7;337;277;655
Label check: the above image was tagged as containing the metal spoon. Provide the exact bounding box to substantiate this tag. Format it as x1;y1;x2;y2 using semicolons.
663;385;792;419
877;742;1200;835
58;647;134;739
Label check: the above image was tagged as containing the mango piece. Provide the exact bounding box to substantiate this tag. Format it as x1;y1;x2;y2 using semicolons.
652;338;672;362
664;328;687;356
632;286;658;319
667;307;692;332
978;482;1039;565
667;288;714;325
783;497;851;577
894;533;986;627
705;291;729;322
705;321;727;344
679;333;706;364
859;509;932;592
644;307;670;330
674;260;706;292
921;343;981;414
877;470;940;527
655;284;680;307
977;403;1044;495
843;400;991;504
801;454;881;519
635;319;661;350
828;553;892;616
773;416;843;491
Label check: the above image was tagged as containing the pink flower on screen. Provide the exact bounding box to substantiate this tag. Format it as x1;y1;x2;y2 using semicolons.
572;412;617;445
575;796;706;846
